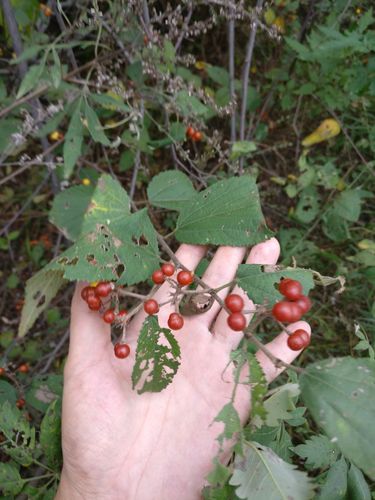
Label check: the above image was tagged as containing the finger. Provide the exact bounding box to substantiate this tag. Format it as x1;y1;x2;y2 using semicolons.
128;244;207;336
213;238;280;349
194;246;247;327
68;282;111;363
256;321;311;383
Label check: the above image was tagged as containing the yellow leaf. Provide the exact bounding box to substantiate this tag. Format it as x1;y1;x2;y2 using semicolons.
302;119;341;147
195;61;207;70
273;17;286;34
264;8;276;25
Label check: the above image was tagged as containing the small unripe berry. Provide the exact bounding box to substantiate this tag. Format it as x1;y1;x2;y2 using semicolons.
114;343;130;359
152;269;165;285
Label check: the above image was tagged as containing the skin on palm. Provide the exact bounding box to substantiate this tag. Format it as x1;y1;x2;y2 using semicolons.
56;239;311;500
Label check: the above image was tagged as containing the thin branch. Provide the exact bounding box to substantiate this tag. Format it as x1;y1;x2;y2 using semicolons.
175;1;194;52
227;7;236;143
52;0;78;70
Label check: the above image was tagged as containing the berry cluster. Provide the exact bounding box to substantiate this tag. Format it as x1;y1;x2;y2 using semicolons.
186;126;203;142
272;278;312;351
81;281;130;358
225;294;246;331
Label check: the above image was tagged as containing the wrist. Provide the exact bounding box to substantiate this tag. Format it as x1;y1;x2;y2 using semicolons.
55;470;123;500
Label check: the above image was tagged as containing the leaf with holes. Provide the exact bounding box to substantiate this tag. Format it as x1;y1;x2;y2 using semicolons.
49;174;130;240
18;270;67;337
132;316;181;394
248;354;268;428
0;401;36;466
147;170;197;210
237;264;314;306
214;402;241;444
229;441;315;500
175;176;272;245
300;357;375;480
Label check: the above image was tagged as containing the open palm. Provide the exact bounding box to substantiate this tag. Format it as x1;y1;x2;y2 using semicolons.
56;239;311;500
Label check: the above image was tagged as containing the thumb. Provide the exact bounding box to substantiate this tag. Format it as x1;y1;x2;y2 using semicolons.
68;282;111;363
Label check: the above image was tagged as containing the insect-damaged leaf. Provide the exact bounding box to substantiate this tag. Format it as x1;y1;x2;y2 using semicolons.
132;316;181;394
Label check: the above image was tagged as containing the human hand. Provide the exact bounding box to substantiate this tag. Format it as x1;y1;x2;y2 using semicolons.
56;238;311;500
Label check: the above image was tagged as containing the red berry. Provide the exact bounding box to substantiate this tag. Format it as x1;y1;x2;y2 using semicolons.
144;299;159;315
87;295;102;311
279;279;303;301
103;308;116;324
272;301;303;323
114;343;130;359
193;131;202;141
287;329;310;351
152;269;165;285
177;270;194;286
17;363;29;373
168;313;184;330
295;295;312;314
186;126;195;138
95;282;113;298
0;367;5;376
117;309;127;318
81;286;96;301
225;294;244;313
161;263;175;277
16;398;25;409
227;312;246;331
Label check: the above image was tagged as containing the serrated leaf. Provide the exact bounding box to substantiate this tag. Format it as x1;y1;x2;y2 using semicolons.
16;62;45;98
292;434;339;469
317;456;347;500
132;316;181;394
215;402;241;444
40;399;62;469
248;354;268;427
175;177;271;246
0;463;24;495
0;401;36;466
147;171;197;210
63;102;84;179
206;458;232;486
229;441;315;500
300;357;375;479
347;463;371;500
84;101;110;145
176;90;210;117
0;380;17;405
237;264;314;306
18;270;67;337
230;141;257;161
50;174;130;240
264;383;300;427
47;209;159;286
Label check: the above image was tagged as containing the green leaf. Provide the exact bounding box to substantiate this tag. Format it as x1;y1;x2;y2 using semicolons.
317;457;347;500
0;380;17;405
176;90;210;117
237;264;314;307
206;65;230;86
248;354;268;427
295;187;320;224
229;441;315;500
16;61;45;98
332;189;363;222
50;48;62;88
132;316;181;394
264;383;300;427
292;435;339;469
25;374;62;412
18;269;67;337
50;174;130;240
230;141;257;161
322;209;350;242
63;102;84;179
0;463;24;495
206;458;232;486
175;177;271;246
147;171;197;210
119;150;135;172
0;401;36;466
90;93;130;112
84;101;110;145
214;402;241;444
300;357;375;479
347;463;371;500
40;399;62;469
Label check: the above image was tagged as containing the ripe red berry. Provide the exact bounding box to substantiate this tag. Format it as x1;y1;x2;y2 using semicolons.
272;301;303;323
186;126;195;138
193;131;202;141
152;269;165;285
225;294;244;313
103;308;116;324
144;299;159;315
161;263;175;277
287;329;310;351
295;295;312;314
16;398;25;409
95;282;113;298
81;286;96;301
0;367;5;376
117;309;127;318
87;295;102;311
279;279;303;301
227;312;246;331
168;313;184;330
114;343;130;359
177;270;194;286
17;363;29;374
